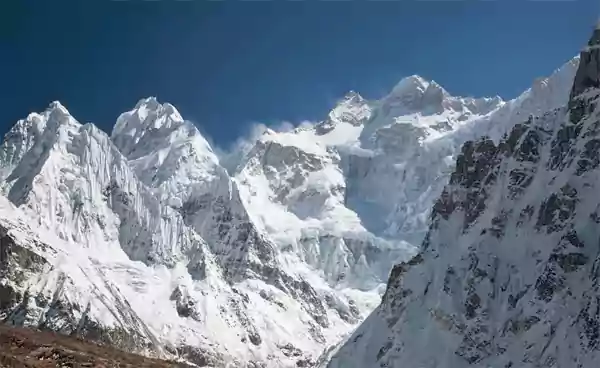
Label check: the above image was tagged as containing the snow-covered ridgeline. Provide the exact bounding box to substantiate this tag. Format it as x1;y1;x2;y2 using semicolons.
0;42;582;367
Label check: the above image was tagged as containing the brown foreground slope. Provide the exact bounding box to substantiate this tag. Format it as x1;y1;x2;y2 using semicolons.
0;324;186;368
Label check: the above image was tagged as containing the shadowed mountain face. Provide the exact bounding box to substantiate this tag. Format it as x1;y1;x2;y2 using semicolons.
326;24;600;368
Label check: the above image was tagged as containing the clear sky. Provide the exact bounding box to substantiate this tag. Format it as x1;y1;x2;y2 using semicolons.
1;0;599;146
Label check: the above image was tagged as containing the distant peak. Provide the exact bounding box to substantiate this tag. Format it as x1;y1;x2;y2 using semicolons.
396;74;429;88
390;75;430;98
402;74;428;84
425;80;450;97
48;100;67;110
342;90;364;102
46;101;71;117
130;97;183;122
49;101;64;109
111;97;186;145
134;96;161;109
161;102;183;120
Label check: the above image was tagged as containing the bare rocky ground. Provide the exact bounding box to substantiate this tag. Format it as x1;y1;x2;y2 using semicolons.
0;323;187;368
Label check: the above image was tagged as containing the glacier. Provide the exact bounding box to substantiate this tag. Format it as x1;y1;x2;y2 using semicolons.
0;40;581;367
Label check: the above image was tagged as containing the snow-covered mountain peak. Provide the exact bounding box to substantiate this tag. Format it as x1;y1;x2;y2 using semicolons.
13;101;71;131
0;101;81;183
110;98;225;222
46;104;79;131
48;100;69;113
36;101;76;132
112;98;216;171
324;91;372;129
390;74;429;96
112;97;186;154
133;97;182;121
385;74;506;118
341;90;364;102
374;78;504;135
133;96;160;109
384;75;432;111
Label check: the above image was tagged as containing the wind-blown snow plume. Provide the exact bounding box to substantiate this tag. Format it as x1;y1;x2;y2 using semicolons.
215;120;315;174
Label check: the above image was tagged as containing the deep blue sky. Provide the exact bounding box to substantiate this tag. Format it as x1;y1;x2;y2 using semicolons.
1;0;599;146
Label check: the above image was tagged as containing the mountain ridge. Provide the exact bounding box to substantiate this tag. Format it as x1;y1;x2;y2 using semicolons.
0;54;582;367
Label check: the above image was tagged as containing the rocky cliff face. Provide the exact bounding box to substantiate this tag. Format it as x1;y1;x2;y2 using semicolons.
326;25;600;368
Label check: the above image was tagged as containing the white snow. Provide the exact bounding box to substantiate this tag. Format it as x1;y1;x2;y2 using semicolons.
0;53;581;367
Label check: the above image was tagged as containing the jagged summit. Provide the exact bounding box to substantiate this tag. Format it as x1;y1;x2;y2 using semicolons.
386;75;431;108
341;90;363;101
390;74;429;94
48;100;68;112
111;97;192;160
388;75;453;104
133;96;160;108
381;74;505;119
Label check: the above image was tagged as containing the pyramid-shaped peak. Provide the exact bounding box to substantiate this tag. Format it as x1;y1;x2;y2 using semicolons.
49;100;65;109
47;101;70;115
391;75;430;95
131;97;183;121
134;96;160;109
342;90;365;102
